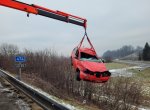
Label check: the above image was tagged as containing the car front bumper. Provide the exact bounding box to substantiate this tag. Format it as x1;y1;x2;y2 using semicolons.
80;71;111;83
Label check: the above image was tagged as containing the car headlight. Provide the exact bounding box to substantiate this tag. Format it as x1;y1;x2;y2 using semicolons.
84;69;94;75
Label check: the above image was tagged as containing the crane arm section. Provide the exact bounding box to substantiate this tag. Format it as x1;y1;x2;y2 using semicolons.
0;0;87;28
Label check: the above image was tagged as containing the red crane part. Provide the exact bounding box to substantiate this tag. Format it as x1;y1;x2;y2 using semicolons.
0;0;87;28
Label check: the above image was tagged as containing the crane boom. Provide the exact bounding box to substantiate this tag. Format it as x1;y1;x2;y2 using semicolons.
0;0;87;28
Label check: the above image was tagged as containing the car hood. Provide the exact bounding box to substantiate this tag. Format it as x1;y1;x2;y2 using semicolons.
80;61;107;72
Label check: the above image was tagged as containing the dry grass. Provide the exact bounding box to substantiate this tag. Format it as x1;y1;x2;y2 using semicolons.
131;68;150;107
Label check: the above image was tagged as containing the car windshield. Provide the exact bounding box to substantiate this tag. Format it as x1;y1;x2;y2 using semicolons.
80;52;102;63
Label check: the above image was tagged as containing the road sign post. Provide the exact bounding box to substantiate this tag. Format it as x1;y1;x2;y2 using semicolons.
15;56;26;80
19;62;22;80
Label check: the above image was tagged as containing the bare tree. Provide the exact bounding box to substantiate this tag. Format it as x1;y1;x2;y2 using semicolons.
0;43;19;72
0;43;19;56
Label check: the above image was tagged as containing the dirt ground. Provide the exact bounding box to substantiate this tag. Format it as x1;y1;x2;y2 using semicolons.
0;77;42;110
0;90;19;110
0;79;20;110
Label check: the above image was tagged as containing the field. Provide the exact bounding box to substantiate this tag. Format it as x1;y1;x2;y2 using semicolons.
132;68;150;79
105;62;129;69
106;62;150;108
132;68;150;100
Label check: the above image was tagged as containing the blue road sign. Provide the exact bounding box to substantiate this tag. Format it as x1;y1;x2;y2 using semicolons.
15;56;26;62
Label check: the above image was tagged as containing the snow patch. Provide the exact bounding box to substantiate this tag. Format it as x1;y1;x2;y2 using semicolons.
30;87;77;110
1;88;10;93
16;99;31;110
109;66;144;77
138;107;150;110
61;102;76;110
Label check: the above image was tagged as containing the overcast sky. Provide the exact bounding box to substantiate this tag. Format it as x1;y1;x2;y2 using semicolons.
0;0;150;56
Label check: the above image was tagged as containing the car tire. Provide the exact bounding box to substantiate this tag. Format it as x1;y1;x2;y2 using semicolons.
76;71;81;81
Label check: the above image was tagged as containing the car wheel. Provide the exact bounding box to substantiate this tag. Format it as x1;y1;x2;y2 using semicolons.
76;71;81;81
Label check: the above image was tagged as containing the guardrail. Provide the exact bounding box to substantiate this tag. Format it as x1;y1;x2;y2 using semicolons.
0;69;70;110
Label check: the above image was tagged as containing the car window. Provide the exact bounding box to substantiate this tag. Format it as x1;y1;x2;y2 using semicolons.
80;52;97;59
80;52;102;63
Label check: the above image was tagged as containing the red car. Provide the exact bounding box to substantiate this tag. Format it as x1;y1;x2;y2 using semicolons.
71;47;111;83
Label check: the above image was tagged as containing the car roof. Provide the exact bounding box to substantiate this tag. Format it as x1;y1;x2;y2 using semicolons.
79;47;96;56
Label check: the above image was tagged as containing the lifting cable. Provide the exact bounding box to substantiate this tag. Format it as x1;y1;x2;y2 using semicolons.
78;28;96;53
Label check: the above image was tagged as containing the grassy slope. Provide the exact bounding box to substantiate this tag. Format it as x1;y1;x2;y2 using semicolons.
106;62;150;107
134;68;150;107
105;62;129;69
133;68;150;79
132;68;150;99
